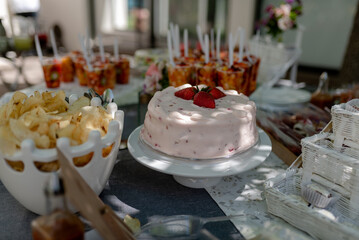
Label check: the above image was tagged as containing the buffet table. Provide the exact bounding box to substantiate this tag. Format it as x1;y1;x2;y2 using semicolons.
0;146;311;240
0;100;314;240
0;78;317;240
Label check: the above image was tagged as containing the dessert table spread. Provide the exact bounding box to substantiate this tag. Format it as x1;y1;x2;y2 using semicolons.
0;147;313;240
0;84;314;239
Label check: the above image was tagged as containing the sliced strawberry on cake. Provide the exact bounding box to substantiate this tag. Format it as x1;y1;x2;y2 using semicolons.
174;85;226;109
193;91;215;108
209;87;226;99
174;87;197;100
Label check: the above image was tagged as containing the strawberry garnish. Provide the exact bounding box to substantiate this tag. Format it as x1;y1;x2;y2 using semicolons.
175;87;196;100
209;87;226;99
193;91;215;108
174;85;224;108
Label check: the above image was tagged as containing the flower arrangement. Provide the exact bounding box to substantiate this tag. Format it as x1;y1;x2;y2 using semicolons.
142;60;169;95
260;0;303;41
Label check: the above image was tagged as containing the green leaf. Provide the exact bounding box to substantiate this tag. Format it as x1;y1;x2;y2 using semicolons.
159;66;169;89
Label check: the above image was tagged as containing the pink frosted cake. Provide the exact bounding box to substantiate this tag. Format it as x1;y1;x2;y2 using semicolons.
140;84;258;159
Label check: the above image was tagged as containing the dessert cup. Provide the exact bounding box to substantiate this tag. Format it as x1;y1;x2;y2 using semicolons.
74;57;87;86
216;65;245;94
42;57;61;88
244;55;260;95
233;61;252;96
85;62;115;95
195;62;218;87
112;56;130;84
167;63;193;87
60;55;75;83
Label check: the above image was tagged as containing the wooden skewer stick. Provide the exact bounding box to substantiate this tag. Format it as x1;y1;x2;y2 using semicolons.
57;147;135;240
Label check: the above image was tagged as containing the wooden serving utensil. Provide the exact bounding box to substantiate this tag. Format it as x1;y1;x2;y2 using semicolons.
57;147;135;240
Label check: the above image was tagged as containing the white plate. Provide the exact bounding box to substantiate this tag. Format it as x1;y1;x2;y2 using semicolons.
128;126;272;188
251;87;311;105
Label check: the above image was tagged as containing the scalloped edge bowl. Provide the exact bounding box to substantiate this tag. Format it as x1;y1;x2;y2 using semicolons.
0;95;124;215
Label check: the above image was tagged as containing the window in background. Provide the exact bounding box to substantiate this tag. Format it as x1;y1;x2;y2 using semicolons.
100;0;231;52
111;0;150;33
154;0;228;46
99;0;151;52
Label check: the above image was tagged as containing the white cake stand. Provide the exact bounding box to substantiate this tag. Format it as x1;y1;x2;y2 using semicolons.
127;126;272;188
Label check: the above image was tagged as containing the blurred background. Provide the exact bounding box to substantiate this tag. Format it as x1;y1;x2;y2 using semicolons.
0;0;358;92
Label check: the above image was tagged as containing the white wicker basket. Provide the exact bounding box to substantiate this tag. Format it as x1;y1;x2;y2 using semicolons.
301;132;359;214
265;120;359;240
332;100;359;147
265;166;359;240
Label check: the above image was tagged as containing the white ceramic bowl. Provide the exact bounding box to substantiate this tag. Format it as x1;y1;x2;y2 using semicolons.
0;95;124;215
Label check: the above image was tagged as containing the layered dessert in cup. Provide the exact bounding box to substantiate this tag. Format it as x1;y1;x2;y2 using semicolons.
60;55;75;83
174;57;201;85
244;55;260;95
195;61;218;87
42;57;61;88
233;61;252;96
167;62;193;87
111;56;130;84
217;65;245;94
73;56;87;86
85;62;115;95
104;62;116;89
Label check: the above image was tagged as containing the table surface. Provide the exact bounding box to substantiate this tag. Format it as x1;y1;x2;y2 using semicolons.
0;102;244;240
0;88;313;240
0;150;244;240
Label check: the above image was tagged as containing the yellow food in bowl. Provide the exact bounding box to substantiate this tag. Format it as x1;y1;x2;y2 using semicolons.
0;90;114;171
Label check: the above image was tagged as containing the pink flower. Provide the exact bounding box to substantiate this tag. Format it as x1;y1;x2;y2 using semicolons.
275;4;291;18
144;63;163;94
281;4;292;16
144;75;157;94
278;16;293;31
146;63;162;79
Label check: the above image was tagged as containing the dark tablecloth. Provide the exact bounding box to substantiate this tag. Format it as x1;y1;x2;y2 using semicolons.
0;149;246;240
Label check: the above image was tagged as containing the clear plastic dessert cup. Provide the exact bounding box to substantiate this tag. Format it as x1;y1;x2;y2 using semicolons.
195;61;218;87
74;57;87;86
111;56;130;84
85;62;115;95
216;65;245;94
167;63;193;87
60;55;75;83
42;57;61;88
244;55;261;95
233;61;252;96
